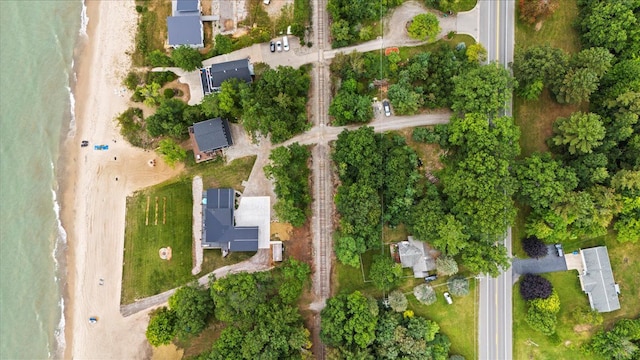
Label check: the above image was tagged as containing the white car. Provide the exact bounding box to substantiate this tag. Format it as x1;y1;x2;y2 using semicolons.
444;292;453;305
276;41;282;52
263;0;270;4
383;100;391;117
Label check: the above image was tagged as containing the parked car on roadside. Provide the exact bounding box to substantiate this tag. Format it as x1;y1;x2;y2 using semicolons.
425;274;438;282
270;41;275;53
276;41;282;52
383;100;391;116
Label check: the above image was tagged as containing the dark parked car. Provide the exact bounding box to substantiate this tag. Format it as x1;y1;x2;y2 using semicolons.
425;274;438;282
270;41;275;52
81;140;89;147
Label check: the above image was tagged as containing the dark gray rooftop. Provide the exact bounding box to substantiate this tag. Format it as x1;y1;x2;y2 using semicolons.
581;247;620;312
209;59;253;89
192;118;233;153
202;189;258;252
176;0;199;12
167;16;203;47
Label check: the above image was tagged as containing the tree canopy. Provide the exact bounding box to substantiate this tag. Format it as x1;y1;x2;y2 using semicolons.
551;112;606;155
369;254;403;292
408;13;441;41
451;63;515;115
171;46;203;71
519;274;553;301
168;284;214;338
320;291;378;350
522;236;548;259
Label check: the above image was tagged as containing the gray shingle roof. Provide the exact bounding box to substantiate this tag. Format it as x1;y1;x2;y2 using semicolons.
176;0;199;12
167;16;203;47
202;189;258;252
209;59;253;89
580;246;620;312
192;118;233;153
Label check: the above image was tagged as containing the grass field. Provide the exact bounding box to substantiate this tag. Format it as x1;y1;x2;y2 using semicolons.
121;156;257;304
132;0;172;66
513;234;640;359
408;278;478;359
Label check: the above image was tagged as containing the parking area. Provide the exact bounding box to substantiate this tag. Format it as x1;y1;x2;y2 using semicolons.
512;245;568;275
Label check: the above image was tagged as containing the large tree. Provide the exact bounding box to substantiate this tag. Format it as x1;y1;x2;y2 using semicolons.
514;152;578;209
551;112;606;155
171;46;202;71
145;307;177;346
451;63;515;115
329;78;373;125
210;272;271;323
369;254;403;291
577;0;639;58
583;318;640;360
320;291;378;350
512;45;569;100
519;274;553;301
168;284;214;338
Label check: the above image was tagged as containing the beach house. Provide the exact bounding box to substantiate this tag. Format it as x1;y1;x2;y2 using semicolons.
188;117;233;163
167;0;204;48
201;188;270;255
200;59;254;95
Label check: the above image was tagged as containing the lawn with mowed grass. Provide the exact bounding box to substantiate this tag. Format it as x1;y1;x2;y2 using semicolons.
408;279;478;360
121;156;257;304
513;234;640;359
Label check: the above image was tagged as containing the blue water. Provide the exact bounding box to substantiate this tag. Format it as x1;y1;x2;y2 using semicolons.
0;1;84;358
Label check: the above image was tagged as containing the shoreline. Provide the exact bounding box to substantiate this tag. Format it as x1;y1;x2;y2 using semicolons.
59;1;183;358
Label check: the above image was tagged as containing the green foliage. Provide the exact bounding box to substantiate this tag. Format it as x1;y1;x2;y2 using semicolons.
320;291;378;350
408;13;441;41
381;135;421;226
336;183;382;250
146;49;174;67
465;43;486;63
373;309;447;359
292;0;312;39
577;0;640;59
170;46;202;71
139;82;162;107
524;290;561;336
157;138;186;167
582;318;640;360
277;259;311;304
369;254;403;292
436;256;459;276
145;307;177;346
163;88;175;99
388;290;408;312
447;276;470;297
434;215;469;256
264;143;311;227
210;272;271;323
514;152;578;209
145;99;189;138
146;71;178;87
241;66;310;143
571;306;603;326
116;107;146;148
213;34;233;56
461;242;510;277
451;63;515;115
413;284;437;305
329;78;373;125
513;45;569;100
333;126;383;187
124;71;142;90
335;235;366;268
412;127;441;144
388;82;423;115
168;284;214;338
551;112;606;155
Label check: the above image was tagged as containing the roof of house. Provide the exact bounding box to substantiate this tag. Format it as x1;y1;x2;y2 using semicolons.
167;15;203;47
209;59;253;89
202;189;258;252
580;246;620;312
176;0;199;12
398;237;436;278
192;118;233;153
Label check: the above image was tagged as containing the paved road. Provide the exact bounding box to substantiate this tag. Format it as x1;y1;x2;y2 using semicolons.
477;1;516;360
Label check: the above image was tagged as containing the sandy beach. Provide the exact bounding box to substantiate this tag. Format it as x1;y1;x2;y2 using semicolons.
60;1;182;358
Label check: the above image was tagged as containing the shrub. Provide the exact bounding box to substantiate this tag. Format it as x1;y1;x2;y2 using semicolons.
407;13;441;41
519;274;553;300
447;276;469;297
413;127;440;144
146;50;174;67
164;88;175;99
413;284;436;305
369;255;403;291
388;290;408;312
522;236;548;259
572;306;603;326
171;46;202;71
116;107;145;147
146;71;178;87
124;71;142;90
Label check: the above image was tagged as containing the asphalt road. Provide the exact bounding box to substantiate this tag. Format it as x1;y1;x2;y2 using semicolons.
477;1;516;359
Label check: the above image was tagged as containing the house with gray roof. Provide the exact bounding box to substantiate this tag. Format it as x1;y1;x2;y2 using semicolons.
167;0;203;48
578;246;620;312
200;59;254;95
201;188;259;253
189;118;233;162
396;237;437;278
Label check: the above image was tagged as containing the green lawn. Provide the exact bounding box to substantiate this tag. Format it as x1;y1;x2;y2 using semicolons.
398;34;476;60
513;234;640;359
408;279;478;359
121;156;257;304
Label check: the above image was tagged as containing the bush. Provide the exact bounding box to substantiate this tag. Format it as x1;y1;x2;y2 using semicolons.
572;306;603;326
146;71;178;87
436;256;459;276
388;290;408;312
124;71;142;90
146;50;174;67
519;274;553;300
447;276;469;297
171;46;202;71
131;88;144;103
407;13;441;41
413;284;436;305
412;127;440;144
163;88;175;99
369;255;403;291
522;236;548;259
117;107;145;147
